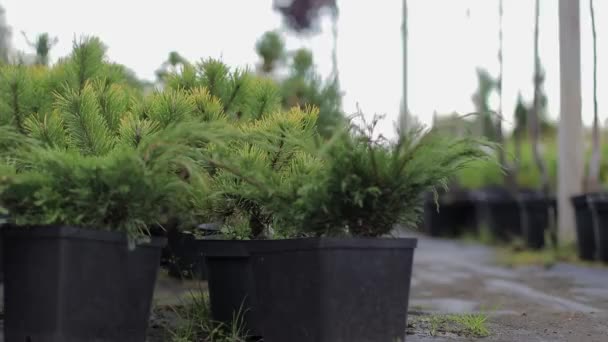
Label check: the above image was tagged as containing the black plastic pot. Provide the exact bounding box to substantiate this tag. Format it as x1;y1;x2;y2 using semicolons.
203;240;262;338
423;190;477;237
571;194;598;260
588;197;608;263
163;223;222;280
476;190;523;241
520;195;556;250
0;215;7;282
473;188;552;248
205;238;417;342
253;238;417;342
2;226;166;342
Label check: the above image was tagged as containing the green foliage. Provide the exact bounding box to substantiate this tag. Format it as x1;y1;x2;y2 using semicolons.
189;87;226;123
471;68;498;141
147;89;195;128
0;121;233;242
209;114;492;238
166;63;198;91
457;137;560;190
0;143;196;242
23;32;58;66
56;83;114;155
409;313;490;338
292;48;313;77
0;65;34;132
168;292;249;342
206;106;321;238
249;77;281;119
68;36;107;91
255;31;285;73
92;79;129;133
117;112;160;148
166;58;282;123
23;110;66;149
268;116;493;237
198;58;231;103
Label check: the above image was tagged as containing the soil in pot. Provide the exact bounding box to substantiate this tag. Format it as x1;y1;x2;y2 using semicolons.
249;238;417;342
2;226;166;342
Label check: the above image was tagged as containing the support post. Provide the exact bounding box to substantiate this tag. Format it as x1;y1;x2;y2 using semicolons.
557;0;583;243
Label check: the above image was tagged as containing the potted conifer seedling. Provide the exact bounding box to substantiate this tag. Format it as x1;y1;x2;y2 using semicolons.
202;115;491;342
0;123;207;342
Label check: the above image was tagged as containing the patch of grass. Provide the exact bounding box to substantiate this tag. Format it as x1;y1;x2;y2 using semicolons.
495;241;598;269
461;224;498;246
408;313;490;338
155;289;251;342
450;313;490;337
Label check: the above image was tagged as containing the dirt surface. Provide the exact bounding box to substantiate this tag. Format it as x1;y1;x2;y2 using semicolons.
404;234;608;342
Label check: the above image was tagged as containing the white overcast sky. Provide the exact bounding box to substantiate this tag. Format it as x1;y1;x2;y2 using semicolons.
1;0;606;137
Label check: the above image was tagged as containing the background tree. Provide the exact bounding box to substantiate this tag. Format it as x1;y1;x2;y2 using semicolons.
273;0;342;137
281;48;343;138
471;68;498;141
0;5;11;63
273;0;337;34
587;0;601;191
398;0;409;133
530;0;550;195
496;0;517;190
272;0;339;76
513;94;527;171
255;31;285;74
156;51;188;82
22;32;58;66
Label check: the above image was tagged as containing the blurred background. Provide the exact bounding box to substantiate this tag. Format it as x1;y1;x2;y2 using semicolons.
1;0;605;138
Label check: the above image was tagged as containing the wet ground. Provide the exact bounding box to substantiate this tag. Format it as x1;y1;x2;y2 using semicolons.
405;235;608;341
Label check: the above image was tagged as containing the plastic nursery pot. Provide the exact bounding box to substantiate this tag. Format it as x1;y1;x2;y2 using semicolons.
163;223;222;280
250;238;417;342
476;189;523;241
202;240;262;339
423;190;477;237
520;194;556;250
0;214;8;282
2;226;166;342
570;194;601;261
587;197;608;263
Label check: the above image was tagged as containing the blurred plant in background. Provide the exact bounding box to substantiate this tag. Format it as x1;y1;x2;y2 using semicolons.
21;32;58;66
0;5;11;64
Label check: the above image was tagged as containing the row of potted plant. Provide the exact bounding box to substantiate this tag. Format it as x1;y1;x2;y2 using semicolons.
0;37;491;341
423;187;556;250
423;185;608;262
